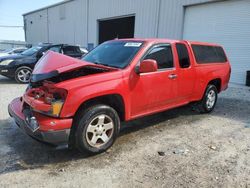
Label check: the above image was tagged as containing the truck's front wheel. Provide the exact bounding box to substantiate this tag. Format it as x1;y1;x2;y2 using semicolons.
75;105;120;154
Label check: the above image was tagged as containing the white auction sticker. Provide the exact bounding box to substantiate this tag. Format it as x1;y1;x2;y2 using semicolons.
124;42;142;47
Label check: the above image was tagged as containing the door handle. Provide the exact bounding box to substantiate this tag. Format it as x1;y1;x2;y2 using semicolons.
168;74;177;79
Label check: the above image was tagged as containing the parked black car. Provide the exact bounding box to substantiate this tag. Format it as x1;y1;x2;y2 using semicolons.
0;44;85;83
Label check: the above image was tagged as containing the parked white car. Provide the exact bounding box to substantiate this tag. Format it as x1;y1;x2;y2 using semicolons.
0;47;27;57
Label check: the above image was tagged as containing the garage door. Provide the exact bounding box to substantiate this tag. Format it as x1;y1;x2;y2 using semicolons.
183;0;250;84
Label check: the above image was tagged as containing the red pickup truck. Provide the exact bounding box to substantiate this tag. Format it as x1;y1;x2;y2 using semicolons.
9;39;231;154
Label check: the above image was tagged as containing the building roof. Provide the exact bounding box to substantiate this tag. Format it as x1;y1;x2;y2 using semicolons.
23;0;74;16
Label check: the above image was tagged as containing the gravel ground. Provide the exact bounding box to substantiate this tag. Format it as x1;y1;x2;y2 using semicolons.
0;75;249;188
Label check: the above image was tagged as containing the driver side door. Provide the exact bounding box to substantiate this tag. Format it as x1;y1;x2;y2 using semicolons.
130;44;178;118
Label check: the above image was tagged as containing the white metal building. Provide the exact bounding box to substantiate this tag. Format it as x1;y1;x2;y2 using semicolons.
23;0;250;85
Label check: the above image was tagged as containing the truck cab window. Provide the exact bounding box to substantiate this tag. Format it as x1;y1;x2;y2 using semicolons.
144;45;173;69
191;45;227;63
176;43;190;68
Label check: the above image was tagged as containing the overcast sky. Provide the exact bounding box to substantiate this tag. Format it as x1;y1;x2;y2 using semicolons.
0;0;62;41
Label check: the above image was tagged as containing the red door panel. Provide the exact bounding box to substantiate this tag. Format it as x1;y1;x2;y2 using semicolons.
129;70;178;117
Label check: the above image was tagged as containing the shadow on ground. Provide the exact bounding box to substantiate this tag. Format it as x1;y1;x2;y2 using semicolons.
0;97;249;175
0;76;20;85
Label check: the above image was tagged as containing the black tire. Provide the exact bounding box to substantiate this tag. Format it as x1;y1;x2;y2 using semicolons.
15;66;32;84
75;105;120;154
197;85;218;113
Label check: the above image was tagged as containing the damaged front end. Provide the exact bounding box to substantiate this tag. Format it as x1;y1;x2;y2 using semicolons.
8;78;71;145
8;95;72;145
26;51;116;118
9;51;116;146
23;82;67;117
26;51;117;115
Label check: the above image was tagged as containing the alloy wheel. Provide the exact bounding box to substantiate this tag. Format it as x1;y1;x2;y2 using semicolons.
17;68;31;83
85;114;114;148
206;90;216;109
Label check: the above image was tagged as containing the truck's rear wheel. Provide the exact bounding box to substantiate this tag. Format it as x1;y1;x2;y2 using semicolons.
75;105;120;154
198;85;218;113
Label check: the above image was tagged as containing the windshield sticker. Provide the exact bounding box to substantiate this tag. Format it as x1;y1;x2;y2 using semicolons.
124;42;142;47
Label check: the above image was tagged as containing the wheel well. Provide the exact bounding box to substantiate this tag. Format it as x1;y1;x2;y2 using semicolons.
68;94;125;149
75;94;125;122
16;65;33;72
208;78;221;92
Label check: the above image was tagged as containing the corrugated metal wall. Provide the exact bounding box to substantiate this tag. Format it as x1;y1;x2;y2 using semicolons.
157;0;215;39
24;0;216;46
24;0;250;84
183;0;250;84
47;0;88;45
24;9;49;44
24;0;88;46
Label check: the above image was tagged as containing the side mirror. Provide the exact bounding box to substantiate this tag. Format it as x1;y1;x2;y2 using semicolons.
136;59;158;74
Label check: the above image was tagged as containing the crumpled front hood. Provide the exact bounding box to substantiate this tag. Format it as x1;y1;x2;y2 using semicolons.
31;51;116;83
32;51;92;75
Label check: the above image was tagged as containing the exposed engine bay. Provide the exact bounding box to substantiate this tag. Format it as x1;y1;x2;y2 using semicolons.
30;65;112;88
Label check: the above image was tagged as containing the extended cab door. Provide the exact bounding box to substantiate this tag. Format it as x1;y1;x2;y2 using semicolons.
175;42;195;102
130;44;178;118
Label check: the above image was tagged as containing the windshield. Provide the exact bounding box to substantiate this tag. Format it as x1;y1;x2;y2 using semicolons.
21;46;42;56
82;41;143;68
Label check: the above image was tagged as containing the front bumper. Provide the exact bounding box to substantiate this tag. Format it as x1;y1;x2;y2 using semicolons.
8;97;72;146
0;65;15;78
